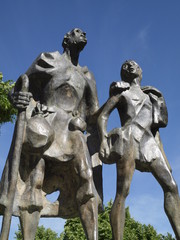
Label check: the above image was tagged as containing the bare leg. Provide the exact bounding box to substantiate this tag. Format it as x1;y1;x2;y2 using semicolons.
150;157;180;239
19;158;45;239
78;197;98;240
19;210;40;240
110;155;135;240
74;132;99;240
76;162;99;240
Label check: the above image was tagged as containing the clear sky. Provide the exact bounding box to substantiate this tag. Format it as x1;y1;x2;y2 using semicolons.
0;0;180;238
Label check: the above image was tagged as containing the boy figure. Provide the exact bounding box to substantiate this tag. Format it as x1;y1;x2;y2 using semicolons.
98;60;180;240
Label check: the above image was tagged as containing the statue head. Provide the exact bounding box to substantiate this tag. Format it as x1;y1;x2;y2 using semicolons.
121;60;142;83
62;28;87;52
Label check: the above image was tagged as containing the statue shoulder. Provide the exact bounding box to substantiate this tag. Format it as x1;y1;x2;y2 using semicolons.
38;51;62;60
81;66;95;82
26;51;63;75
141;85;163;98
25;51;64;102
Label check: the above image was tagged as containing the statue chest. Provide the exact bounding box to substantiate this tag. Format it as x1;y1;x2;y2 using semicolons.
119;88;152;128
43;67;87;112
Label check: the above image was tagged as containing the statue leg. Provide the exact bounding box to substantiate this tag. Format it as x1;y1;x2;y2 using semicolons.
19;158;45;240
19;210;40;240
150;157;180;239
110;155;135;240
73;132;99;240
78;196;98;240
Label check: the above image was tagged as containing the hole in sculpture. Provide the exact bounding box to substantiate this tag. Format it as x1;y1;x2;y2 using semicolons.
107;108;121;131
46;190;60;203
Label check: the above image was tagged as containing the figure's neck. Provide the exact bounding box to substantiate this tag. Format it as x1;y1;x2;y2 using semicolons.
64;47;80;66
130;78;141;86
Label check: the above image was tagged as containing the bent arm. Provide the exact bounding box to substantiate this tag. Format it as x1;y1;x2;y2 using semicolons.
97;95;120;159
97;95;120;142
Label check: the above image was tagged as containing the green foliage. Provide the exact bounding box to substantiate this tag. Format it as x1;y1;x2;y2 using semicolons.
98;200;113;239
0;72;17;125
60;218;85;240
14;225;61;240
60;201;175;240
14;225;22;240
60;201;113;240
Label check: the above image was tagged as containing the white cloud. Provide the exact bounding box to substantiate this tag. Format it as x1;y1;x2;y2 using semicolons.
137;25;150;50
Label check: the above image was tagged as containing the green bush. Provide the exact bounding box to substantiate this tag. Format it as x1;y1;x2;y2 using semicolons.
0;72;17;125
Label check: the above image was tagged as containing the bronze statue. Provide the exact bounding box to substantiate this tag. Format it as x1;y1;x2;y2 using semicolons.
1;29;180;240
97;60;180;240
0;28;102;240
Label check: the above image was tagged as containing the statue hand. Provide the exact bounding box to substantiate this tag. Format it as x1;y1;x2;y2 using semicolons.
99;138;110;159
115;81;130;89
69;110;87;132
10;91;32;110
9;74;32;110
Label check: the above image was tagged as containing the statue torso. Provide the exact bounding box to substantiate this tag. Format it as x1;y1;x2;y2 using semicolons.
26;51;90;114
117;85;153;131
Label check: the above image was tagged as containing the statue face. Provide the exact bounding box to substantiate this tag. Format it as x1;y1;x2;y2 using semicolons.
121;60;142;82
62;28;87;51
71;28;87;43
69;28;87;50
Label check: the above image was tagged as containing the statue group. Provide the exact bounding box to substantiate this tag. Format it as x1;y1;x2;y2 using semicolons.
0;28;180;240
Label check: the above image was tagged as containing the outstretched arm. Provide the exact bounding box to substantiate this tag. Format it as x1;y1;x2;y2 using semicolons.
98;81;129;159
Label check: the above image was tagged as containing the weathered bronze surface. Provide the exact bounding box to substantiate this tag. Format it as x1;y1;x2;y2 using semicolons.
0;28;102;240
98;60;180;240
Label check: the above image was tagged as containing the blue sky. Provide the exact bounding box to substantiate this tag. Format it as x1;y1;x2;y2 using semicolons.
0;0;180;238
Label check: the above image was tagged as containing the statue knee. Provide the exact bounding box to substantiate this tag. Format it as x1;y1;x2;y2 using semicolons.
164;177;179;195
76;186;94;206
76;169;95;205
117;178;131;198
122;183;130;198
168;181;178;194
